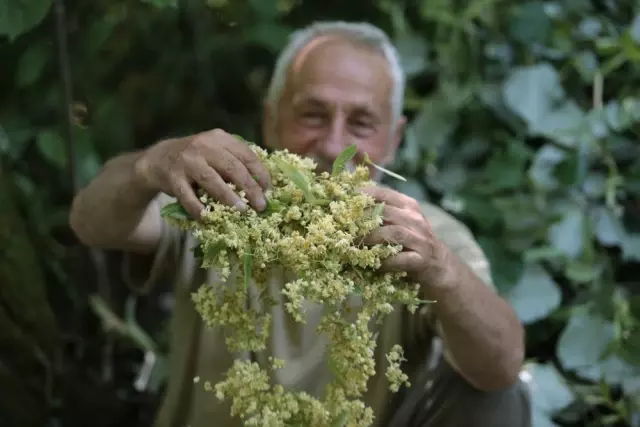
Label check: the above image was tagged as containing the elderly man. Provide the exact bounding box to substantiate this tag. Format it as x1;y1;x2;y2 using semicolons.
70;21;531;427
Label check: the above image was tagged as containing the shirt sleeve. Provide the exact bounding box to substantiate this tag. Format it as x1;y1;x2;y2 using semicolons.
121;193;187;295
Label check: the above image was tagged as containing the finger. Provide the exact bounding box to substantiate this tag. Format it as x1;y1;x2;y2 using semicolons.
378;204;418;226
361;186;417;209
363;224;422;250
206;148;266;211
171;178;206;219
224;138;272;190
186;158;248;213
381;251;423;273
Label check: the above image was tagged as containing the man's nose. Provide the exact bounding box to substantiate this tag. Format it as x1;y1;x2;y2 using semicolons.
316;118;349;160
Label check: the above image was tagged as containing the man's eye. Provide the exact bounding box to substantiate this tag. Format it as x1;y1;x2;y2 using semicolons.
300;112;325;124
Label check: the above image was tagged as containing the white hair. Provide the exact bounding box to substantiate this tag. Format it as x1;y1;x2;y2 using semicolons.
265;21;406;126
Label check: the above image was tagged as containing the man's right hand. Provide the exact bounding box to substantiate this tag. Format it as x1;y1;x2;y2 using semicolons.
135;128;272;219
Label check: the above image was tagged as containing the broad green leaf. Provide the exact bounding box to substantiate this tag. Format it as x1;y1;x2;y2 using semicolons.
508;2;552;45
503;63;585;147
332;144;358;176
506;263;561;324
558;307;614;372
594;207;626;246
160;202;191;220
16;43;50;87
243;248;253;291
622;234;640;262
36;129;67;169
477;237;523;294
394;33;428;78
407;92;459;156
273;157;315;202
524;362;575;414
548;205;585;259
528;144;567;191
0;0;52;41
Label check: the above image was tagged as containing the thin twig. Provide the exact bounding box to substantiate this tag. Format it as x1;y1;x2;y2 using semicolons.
53;0;77;193
53;0;115;382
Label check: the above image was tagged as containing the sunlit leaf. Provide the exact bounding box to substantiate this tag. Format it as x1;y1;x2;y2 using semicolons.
332;144;358;176
273;157;315;202
160;202;191;220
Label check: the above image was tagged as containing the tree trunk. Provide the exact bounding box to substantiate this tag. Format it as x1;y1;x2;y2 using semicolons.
0;178;61;427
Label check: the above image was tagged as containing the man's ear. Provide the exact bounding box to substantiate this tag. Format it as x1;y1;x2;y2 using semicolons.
382;115;407;166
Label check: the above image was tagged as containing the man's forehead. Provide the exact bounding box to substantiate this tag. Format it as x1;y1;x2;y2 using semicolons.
284;35;392;111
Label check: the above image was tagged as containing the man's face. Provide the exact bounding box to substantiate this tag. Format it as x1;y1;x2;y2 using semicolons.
263;37;406;178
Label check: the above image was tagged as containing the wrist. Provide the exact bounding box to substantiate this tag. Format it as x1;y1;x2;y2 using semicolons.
131;149;158;195
419;246;461;300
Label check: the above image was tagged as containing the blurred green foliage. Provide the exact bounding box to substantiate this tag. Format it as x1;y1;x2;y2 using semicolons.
1;0;640;426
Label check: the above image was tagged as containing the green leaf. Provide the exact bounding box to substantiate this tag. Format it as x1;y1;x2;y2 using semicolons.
331;144;358;176
0;0;52;41
523;246;566;263
16;43;50;87
243;248;253;292
508;2;552;45
244;22;292;53
331;410;349;427
36;129;67;168
528;144;567;191
160;202;191;220
548;205;585;259
506;263;561;324
394;33;429;78
273;157;315;202
263;198;285;215
248;0;279;20
564;260;602;284
558;307;614;372
525;362;575;414
503;63;585;147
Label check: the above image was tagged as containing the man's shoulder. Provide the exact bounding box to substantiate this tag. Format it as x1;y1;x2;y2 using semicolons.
418;199;474;242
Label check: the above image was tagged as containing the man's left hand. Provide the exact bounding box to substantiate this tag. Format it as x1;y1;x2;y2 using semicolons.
362;186;456;292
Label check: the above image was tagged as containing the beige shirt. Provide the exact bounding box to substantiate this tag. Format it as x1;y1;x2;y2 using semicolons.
123;193;496;427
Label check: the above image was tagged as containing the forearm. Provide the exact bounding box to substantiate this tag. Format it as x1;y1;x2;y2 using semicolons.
69;151;160;252
424;252;525;391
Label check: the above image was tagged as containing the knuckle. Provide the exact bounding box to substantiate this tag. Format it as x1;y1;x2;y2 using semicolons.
209;128;229;140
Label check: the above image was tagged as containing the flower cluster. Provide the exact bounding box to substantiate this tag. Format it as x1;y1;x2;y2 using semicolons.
163;143;422;426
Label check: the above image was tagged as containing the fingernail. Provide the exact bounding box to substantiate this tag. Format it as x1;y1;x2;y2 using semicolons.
234;200;248;212
255;196;266;211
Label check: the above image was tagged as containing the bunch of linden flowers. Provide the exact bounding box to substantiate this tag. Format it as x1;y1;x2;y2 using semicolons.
160;139;431;427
